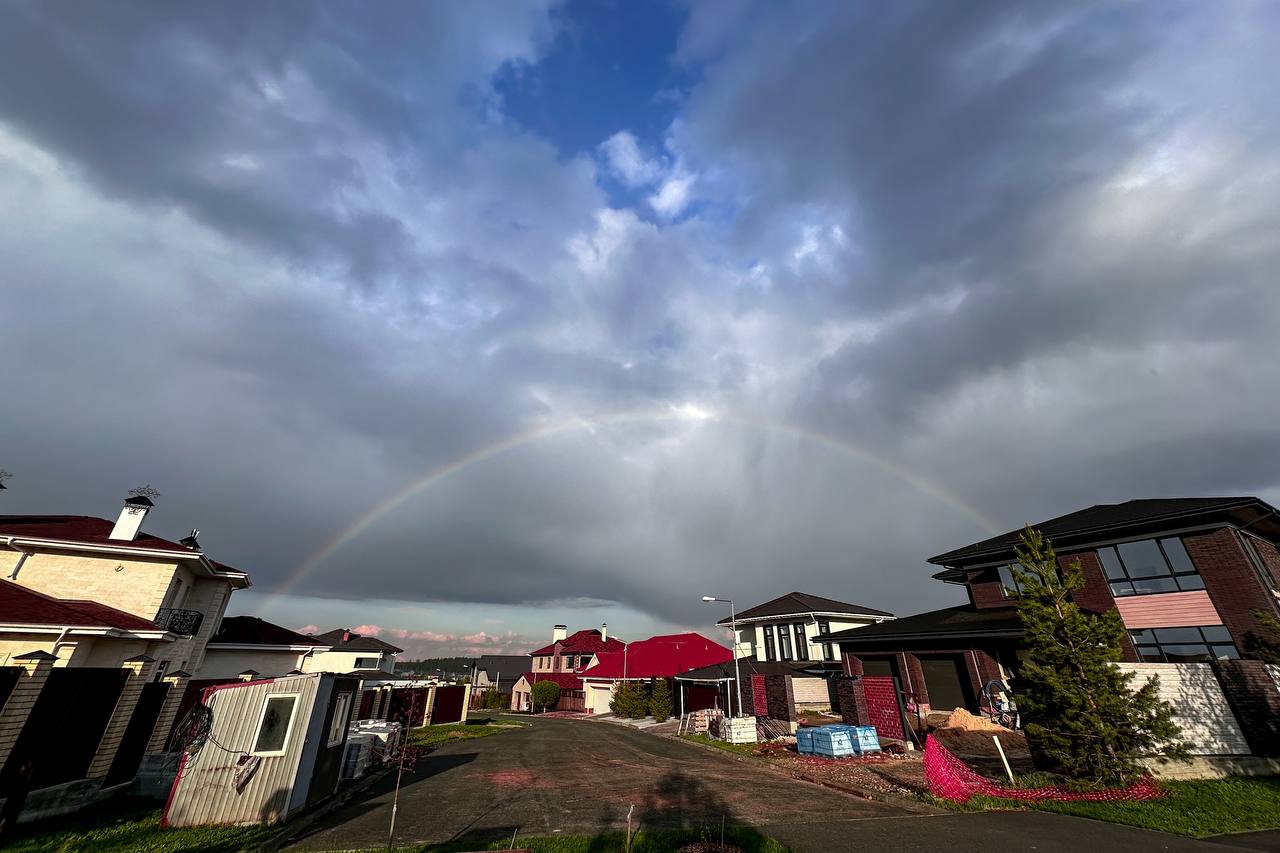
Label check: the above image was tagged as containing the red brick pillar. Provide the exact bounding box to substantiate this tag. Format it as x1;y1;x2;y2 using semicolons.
835;676;868;726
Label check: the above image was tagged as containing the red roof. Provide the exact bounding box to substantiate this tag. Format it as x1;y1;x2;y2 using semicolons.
580;633;732;680
528;628;625;657
0;515;246;575
517;671;583;691
0;579;162;632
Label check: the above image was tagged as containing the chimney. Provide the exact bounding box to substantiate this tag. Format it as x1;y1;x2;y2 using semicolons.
342;628;352;642
600;622;608;642
109;494;154;541
552;624;567;643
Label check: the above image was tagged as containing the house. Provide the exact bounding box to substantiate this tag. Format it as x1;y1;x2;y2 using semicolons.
199;616;332;681
579;633;731;714
820;497;1280;758
469;654;527;707
162;672;359;827
510;624;624;712
301;628;402;675
0;493;251;818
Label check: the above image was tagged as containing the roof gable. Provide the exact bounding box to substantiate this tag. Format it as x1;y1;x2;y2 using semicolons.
527;628;625;657
718;591;893;624
311;628;404;654
929;497;1276;567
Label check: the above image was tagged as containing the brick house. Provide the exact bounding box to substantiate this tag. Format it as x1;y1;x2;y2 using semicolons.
510;624;623;712
820;497;1280;755
0;493;251;819
579;632;731;714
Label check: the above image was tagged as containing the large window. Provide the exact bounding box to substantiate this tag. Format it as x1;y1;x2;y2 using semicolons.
762;625;776;661
997;565;1025;598
817;621;834;661
777;624;793;661
1098;537;1203;597
793;623;809;661
253;694;299;756
1130;626;1239;662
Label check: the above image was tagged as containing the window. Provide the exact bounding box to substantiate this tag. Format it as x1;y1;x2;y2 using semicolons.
1130;626;1239;663
817;621;834;661
996;565;1025;598
354;657;379;669
1099;537;1204;597
328;692;353;747
763;625;776;661
777;624;793;660
793;623;809;661
253;694;299;756
1241;534;1280;593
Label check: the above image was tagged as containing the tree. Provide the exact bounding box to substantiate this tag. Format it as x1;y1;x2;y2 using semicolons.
1011;526;1188;783
531;680;560;713
649;678;673;722
610;681;650;718
1242;609;1280;665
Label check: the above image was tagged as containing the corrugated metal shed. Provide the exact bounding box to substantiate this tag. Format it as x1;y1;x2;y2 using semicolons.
164;673;338;827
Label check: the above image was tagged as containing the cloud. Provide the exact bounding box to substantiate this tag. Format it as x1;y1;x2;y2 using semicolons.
1;0;1278;644
351;624;384;637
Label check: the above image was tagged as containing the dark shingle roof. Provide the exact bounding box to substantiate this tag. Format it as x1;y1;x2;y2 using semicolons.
0;579;162;632
311;628;403;654
675;655;844;681
929;497;1276;568
716;592;893;625
210;616;328;648
474;655;528;680
817;605;1024;645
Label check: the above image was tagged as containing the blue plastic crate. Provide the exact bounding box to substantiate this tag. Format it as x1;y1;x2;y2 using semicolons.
819;724;880;754
811;728;856;758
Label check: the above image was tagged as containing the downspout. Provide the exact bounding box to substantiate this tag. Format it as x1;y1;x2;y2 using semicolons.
3;537;30;579
50;626;72;660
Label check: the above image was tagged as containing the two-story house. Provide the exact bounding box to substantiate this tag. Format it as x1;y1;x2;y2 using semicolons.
0;492;251;817
820;497;1280;752
510;624;624;712
301;628;403;675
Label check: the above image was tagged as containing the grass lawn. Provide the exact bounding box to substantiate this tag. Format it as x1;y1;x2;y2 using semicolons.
971;775;1280;838
407;715;528;748
677;732;758;756
7;797;274;853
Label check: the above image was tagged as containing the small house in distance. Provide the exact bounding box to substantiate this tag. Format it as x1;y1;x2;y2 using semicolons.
511;624;623;712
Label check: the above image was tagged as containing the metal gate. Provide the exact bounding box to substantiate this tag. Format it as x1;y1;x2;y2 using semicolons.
861;675;906;740
432;685;466;724
1;667;128;792
105;680;171;785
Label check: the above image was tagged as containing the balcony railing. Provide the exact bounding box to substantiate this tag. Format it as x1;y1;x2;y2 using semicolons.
155;607;204;637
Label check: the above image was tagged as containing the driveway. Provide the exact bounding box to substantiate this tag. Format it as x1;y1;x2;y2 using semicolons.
285;716;920;850
285;717;1278;853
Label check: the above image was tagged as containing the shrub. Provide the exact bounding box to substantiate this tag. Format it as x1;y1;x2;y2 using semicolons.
649;678;673;722
610;681;650;718
531;680;561;713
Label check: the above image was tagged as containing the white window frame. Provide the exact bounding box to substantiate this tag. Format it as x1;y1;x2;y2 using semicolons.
328;692;353;747
252;693;300;757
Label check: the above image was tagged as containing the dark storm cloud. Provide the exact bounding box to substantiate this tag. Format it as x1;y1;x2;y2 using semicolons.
2;0;1279;635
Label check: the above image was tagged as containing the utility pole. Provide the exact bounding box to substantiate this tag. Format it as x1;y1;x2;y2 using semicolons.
701;596;742;717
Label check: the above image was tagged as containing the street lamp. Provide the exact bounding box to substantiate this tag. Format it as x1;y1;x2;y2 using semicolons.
701;595;743;718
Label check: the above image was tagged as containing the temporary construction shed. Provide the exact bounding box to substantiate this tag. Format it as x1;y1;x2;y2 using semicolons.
162;672;359;827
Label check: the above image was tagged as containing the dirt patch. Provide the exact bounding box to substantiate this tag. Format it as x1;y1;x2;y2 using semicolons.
484;769;557;787
932;711;1033;775
769;751;929;797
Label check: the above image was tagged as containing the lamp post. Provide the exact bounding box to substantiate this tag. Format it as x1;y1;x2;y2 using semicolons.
701;595;742;718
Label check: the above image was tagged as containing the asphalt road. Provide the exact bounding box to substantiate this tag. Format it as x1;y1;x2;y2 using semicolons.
285;716;1278;853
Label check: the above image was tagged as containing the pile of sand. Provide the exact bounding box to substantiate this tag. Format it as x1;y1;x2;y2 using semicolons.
938;707;1008;733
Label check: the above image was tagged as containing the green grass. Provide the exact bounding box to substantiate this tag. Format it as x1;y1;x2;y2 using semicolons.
6;798;273;853
407;715;529;748
677;733;758;756
969;776;1280;838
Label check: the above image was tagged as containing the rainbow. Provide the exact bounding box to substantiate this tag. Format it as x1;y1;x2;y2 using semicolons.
257;407;1000;611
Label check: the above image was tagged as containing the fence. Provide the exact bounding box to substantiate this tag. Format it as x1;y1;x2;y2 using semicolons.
1115;663;1249;755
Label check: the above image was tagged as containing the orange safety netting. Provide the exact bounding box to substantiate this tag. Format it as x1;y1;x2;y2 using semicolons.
922;735;1162;802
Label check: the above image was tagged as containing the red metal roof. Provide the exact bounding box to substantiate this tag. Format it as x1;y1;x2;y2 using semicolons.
527;628;625;657
517;671;584;690
579;633;732;680
0;515;246;575
0;579;162;632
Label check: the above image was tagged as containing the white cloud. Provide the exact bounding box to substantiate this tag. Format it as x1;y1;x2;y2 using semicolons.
600;131;664;187
648;171;696;218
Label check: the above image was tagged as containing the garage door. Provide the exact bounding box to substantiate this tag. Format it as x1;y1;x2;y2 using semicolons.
588;685;612;714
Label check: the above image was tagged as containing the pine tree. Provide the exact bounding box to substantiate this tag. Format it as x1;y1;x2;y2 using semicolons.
1012;526;1188;783
649;678;673;722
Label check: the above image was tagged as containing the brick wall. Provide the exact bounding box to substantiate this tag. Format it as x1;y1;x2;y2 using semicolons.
835;676;867;725
1186;528;1280;653
763;674;795;723
1212;660;1280;756
967;568;1007;609
1247;536;1280;589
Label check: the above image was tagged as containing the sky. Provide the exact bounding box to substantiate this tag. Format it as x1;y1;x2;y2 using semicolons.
2;0;1279;660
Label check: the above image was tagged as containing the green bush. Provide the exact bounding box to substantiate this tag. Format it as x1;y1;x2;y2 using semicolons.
609;681;650;718
531;679;561;712
481;688;508;710
649;678;673;722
